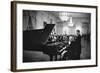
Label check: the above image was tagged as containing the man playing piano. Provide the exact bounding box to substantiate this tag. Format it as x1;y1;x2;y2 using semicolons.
61;30;81;60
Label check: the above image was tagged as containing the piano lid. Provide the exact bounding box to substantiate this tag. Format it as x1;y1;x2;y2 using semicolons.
40;24;55;44
23;24;55;46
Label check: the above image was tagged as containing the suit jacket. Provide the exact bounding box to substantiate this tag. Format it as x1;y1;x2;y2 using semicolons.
75;35;81;54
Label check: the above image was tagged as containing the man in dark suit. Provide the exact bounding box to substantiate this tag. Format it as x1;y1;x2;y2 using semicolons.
66;30;81;60
61;36;76;60
61;30;81;60
74;30;81;60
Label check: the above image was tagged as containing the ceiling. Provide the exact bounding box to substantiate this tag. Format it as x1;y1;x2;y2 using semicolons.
50;11;90;18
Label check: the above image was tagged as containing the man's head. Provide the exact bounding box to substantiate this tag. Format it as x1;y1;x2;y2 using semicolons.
76;30;80;35
69;36;74;42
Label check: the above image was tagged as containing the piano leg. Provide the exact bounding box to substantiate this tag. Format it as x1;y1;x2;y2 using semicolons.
50;55;53;61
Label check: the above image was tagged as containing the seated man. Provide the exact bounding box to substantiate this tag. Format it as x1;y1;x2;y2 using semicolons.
61;36;78;60
62;30;82;60
60;36;74;60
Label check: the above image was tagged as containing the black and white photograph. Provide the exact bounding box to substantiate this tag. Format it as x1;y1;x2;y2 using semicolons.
23;10;91;62
11;1;97;71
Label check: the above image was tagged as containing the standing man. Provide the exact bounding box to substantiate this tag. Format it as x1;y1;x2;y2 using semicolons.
74;30;82;60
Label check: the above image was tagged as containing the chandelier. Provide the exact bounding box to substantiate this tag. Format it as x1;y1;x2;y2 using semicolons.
59;12;69;21
59;12;74;27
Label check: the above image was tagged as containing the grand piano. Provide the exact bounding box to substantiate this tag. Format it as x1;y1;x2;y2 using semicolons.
23;24;67;61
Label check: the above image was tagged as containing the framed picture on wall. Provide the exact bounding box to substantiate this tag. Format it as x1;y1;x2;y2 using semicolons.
11;1;98;72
